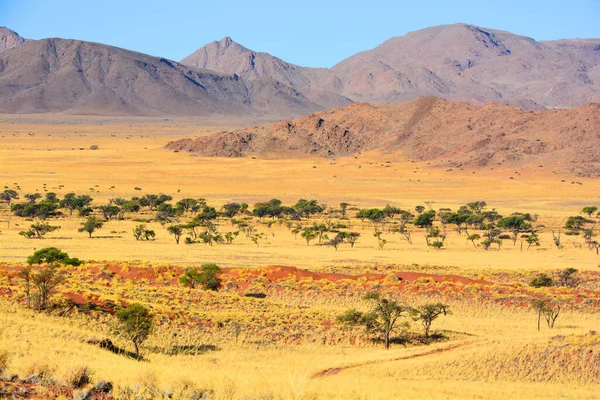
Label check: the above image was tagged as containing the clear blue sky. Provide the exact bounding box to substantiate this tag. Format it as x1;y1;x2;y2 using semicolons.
1;0;599;67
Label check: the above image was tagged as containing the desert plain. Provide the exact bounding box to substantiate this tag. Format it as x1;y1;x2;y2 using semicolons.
0;114;599;399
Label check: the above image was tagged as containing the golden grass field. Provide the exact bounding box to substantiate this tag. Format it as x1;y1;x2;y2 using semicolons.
1;115;600;399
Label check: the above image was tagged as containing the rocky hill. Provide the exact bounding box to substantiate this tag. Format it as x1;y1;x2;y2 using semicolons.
0;27;27;53
165;96;600;176
184;24;600;109
181;37;351;110
0;38;322;116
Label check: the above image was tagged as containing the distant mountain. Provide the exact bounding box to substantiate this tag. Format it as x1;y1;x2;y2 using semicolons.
165;96;600;176
1;24;599;117
181;37;351;110
0;38;322;116
330;24;600;108
184;24;600;109
0;27;27;53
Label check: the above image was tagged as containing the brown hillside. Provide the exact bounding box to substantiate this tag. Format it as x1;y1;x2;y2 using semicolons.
184;24;600;110
181;37;351;110
0;38;322;117
165;96;600;176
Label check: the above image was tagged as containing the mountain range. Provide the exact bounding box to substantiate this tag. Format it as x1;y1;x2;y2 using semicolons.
0;24;599;116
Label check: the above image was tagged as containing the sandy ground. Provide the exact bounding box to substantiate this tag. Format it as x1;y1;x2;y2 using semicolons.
1;115;599;271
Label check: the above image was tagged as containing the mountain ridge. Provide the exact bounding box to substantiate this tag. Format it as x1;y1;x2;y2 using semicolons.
183;23;600;110
0;37;323;117
165;96;600;176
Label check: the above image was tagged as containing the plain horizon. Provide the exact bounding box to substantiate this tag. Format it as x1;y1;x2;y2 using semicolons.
1;0;599;68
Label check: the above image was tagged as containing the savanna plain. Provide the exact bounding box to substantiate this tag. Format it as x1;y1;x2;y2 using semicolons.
0;115;599;399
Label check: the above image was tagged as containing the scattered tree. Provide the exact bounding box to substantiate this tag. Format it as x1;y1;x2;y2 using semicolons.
116;303;154;356
410;303;450;338
179;264;222;291
337;292;408;349
78;217;104;238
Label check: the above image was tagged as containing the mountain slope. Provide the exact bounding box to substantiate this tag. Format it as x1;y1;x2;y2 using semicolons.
0;38;322;116
165;96;600;176
184;24;600;109
330;24;600;108
181;37;351;109
0;27;27;53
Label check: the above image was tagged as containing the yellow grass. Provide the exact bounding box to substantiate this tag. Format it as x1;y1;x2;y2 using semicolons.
1;115;600;399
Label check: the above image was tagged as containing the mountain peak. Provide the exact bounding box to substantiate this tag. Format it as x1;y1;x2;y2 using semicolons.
0;27;27;53
218;36;234;47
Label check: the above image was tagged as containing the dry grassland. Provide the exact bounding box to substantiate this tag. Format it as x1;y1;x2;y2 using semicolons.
1;115;600;399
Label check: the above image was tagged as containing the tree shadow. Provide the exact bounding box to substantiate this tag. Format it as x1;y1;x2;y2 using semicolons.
87;338;145;361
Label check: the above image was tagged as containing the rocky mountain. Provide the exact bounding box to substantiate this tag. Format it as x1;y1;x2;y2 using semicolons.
1;24;599;116
0;27;27;53
181;37;351;110
184;24;600;109
165;96;600;176
0;38;323;116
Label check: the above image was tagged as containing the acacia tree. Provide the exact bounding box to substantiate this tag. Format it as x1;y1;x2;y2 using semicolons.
301;228;318;245
167;225;184;244
59;193;93;215
27;247;81;266
532;299;561;330
410;303;450;338
19;222;60;239
22;248;79;310
337;292;408;349
581;206;598;217
497;216;532;246
0;189;19;205
467;233;481;248
116;303;154;357
79;217;104;238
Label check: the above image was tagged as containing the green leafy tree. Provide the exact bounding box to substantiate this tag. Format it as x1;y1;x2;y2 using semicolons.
179;264;222;291
301;228;318;245
133;224;155;241
497;215;532;245
79;217;104;238
410;303;450;338
530;274;553;288
59;193;93;215
24;193;42;204
19;222;60;239
414;210;436;228
176;198;200;214
0;189;19;205
581;206;598;217
116;303;154;356
27;247;81;266
337;292;409;349
167;225;184;244
293;199;324;218
565;216;590;231
467;233;481;248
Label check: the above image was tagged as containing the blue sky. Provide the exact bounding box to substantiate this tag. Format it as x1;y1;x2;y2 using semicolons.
1;0;599;67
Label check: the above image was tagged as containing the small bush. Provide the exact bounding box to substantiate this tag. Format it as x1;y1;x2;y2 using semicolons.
530;274;554;288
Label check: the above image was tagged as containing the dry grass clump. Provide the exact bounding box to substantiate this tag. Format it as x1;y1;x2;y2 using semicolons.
62;363;93;388
0;348;9;375
23;358;55;383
